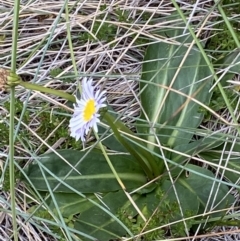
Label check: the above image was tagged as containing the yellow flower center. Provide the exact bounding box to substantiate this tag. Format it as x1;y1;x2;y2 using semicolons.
83;99;96;121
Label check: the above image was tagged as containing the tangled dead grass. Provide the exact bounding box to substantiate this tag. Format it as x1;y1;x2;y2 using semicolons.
0;0;239;240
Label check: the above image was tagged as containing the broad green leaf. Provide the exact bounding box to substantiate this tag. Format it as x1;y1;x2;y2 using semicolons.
162;180;199;232
135;182;158;195
28;192;99;220
172;135;224;163
178;164;234;218
162;180;199;215
169;135;224;176
200;143;240;184
47;193;99;218
74;190;144;241
74;187;170;240
22;149;147;193
137;29;212;150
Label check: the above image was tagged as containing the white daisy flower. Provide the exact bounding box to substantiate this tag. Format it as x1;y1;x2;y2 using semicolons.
69;77;106;141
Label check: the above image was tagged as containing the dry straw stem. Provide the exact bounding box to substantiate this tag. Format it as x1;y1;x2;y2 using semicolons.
0;0;240;240
0;68;10;91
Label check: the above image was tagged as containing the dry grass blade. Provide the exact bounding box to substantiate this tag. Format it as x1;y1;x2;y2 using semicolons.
0;0;239;240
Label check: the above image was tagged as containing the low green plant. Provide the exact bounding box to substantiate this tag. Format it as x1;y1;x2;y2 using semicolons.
3;99;79;152
35;105;80;153
207;0;240;57
14;14;239;241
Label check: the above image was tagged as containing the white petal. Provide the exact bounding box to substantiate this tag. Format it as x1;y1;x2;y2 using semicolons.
93;123;98;133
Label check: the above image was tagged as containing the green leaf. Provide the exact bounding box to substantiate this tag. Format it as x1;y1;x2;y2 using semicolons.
172;136;224;163
22;149;147;193
162;180;199;230
137;29;212;150
169;135;224;176
47;193;99;218
178;164;234;218
74;191;139;241
200;143;240;184
162;179;200;215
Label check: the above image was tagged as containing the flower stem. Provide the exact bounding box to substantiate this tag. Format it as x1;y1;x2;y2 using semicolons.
9;0;20;240
95;131;147;222
95;132;126;190
9;90;18;241
19;81;76;102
